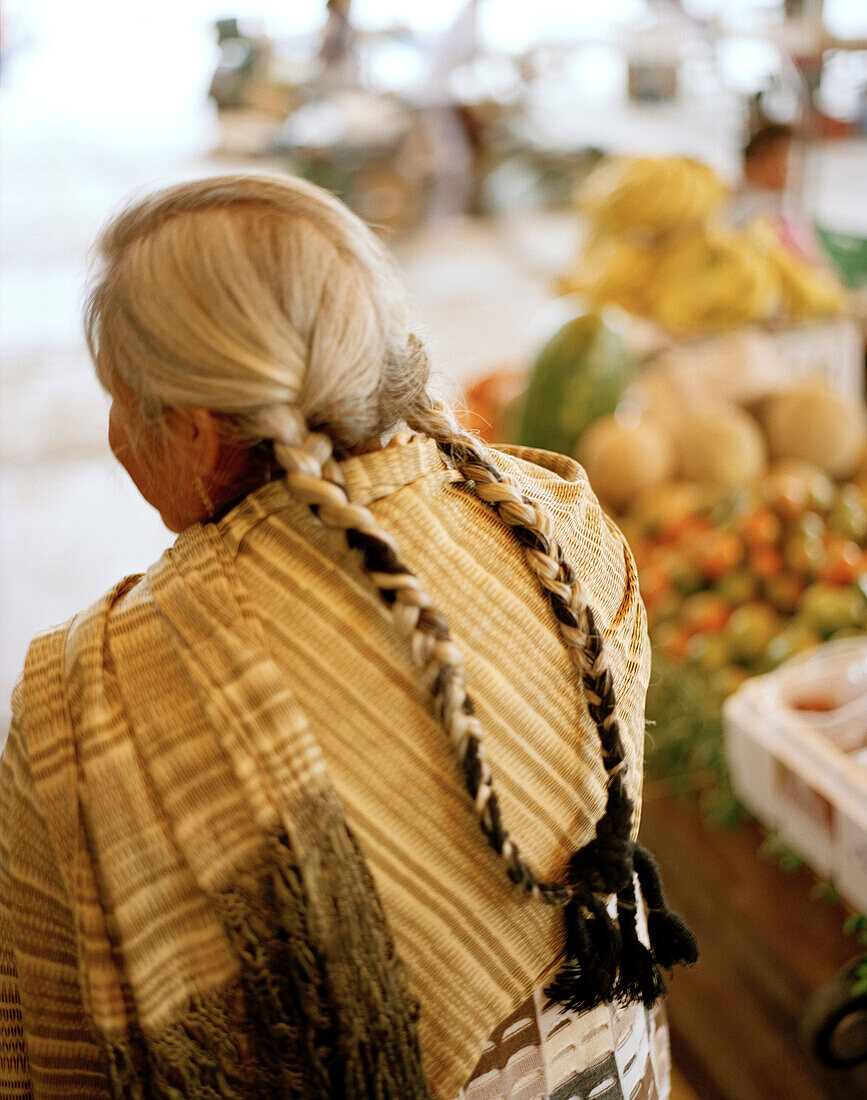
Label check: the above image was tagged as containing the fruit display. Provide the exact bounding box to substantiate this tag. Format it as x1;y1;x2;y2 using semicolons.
559;156;850;334
760;381;865;478
655;224;783;332
746;216;850;322
617;383;867;650
633;466;867;679
576;414;674;512
632;327;791;429
460;334;865;518
577;377;866;516
632;463;867;789
676;404;768;489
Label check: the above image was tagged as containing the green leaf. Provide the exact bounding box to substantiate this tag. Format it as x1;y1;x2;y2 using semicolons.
809;880;843;907
758;832;804;873
843;913;867;937
844;976;867;1003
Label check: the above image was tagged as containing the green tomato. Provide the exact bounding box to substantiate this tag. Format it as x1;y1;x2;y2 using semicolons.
804;474;836;515
766;621;823;668
686;632;731;673
648;588;683;626
800;583;866;637
710;489;754;527
715;568;760;605
783;532;826;578
670;560;705;596
709;665;751;698
725;602;781;665
762;573;807;615
795;511;826;540
830;485;867;542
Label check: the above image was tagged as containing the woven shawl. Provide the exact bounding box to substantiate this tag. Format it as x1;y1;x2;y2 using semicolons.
1;438;651;1098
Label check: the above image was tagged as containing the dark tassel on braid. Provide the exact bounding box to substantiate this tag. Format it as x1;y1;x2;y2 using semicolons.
435;433;699;1006
583;894;622;997
545;893;622;1013
633;844;699;971
615;875;665;1008
566;775;634;896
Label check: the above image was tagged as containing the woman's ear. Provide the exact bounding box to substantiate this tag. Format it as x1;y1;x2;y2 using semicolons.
166;407;224;477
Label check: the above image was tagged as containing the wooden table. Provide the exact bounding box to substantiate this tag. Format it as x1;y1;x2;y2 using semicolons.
640;785;867;1099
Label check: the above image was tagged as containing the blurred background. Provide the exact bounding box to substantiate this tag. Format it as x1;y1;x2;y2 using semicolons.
3;1;867;1096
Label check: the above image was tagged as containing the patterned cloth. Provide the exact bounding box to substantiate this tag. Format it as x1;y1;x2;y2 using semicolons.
1;436;653;1098
454;884;670;1100
455;989;670;1100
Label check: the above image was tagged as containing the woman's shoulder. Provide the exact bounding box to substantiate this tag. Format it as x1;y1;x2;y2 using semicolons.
27;573;149;659
14;573;149;726
483;443;600;537
20;518;224;686
487;444;589;488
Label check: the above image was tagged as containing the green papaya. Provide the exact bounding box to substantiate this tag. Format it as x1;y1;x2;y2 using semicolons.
516;311;634;456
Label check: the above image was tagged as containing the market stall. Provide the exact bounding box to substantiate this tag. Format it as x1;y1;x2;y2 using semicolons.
461;145;867;1095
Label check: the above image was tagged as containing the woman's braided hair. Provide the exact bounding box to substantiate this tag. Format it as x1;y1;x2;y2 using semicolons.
86;173;696;1012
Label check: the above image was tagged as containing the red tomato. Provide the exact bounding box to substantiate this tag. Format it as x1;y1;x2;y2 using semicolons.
750;545;785;579
763;572;808;615
657;514;712;546
680;591;732;634
696;529;744;582
739;508;783;548
653;622;692;661
640;563;672;606
460;367;527;444
764;473;810;522
821;540;863;586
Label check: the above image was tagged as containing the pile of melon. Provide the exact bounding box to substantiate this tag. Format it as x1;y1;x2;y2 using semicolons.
579;378;866;517
458;312;867;573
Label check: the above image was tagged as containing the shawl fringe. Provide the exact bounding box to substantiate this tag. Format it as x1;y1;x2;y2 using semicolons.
99;827;431;1100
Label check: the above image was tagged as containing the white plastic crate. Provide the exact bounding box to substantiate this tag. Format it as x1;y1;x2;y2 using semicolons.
724;638;867;912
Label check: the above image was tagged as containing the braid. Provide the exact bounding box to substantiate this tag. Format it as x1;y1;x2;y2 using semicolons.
263;394;696;1010
403;394;696;1000
403;401;635;895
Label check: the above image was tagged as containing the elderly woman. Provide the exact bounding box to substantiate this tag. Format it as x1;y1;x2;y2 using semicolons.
0;175;694;1099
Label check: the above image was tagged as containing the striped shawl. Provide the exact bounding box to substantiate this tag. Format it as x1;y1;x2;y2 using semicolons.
1;437;651;1097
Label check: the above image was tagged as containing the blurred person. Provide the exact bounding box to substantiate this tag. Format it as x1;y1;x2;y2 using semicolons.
743;123;794;193
0;174;695;1098
320;0;355;65
732;123;825;265
730;122;798;226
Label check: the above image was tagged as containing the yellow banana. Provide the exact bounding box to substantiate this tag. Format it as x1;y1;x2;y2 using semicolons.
648;227;778;332
575;156;728;237
744;217;848;320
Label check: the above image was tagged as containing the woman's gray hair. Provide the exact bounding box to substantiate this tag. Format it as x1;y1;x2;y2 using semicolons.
85;172;429;454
